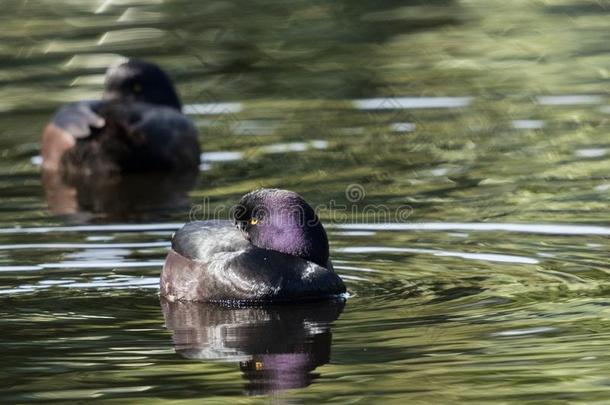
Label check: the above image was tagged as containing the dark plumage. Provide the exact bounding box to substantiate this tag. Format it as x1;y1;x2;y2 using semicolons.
41;59;200;176
160;189;346;303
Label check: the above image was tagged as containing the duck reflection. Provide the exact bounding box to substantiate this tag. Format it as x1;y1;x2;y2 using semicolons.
161;298;345;395
42;170;198;222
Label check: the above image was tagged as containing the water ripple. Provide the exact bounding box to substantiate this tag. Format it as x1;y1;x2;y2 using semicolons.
0;242;169;250
0;223;181;235
335;222;610;236
0;260;164;273
353;96;473;110
337;246;538;264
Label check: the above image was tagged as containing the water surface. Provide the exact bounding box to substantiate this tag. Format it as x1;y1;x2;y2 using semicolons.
1;0;610;403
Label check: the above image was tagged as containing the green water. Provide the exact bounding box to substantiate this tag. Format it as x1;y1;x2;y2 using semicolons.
1;0;610;403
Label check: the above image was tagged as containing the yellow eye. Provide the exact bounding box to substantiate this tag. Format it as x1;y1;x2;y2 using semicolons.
249;218;258;225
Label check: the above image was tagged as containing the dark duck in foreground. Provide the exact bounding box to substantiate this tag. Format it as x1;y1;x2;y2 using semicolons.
41;59;200;176
161;189;346;303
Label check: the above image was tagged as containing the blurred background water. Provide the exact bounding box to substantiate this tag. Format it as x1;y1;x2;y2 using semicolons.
1;0;610;403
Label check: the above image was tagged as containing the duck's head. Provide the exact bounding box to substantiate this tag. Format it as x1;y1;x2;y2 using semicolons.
103;59;182;110
233;189;329;267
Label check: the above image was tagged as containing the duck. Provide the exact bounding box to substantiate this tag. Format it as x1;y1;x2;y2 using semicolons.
160;188;346;303
41;59;200;176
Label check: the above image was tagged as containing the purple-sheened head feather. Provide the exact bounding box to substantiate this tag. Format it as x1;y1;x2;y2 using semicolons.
233;189;329;267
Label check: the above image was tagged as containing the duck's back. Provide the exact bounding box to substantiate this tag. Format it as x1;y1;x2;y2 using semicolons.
161;220;346;303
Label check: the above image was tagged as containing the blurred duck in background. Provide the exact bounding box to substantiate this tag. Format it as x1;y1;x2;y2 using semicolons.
40;59;201;222
41;59;200;176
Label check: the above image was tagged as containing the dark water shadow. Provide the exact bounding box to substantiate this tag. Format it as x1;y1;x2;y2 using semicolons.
42;170;198;223
161;298;345;395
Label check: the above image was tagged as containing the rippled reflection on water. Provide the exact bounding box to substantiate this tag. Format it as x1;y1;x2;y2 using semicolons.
2;0;610;402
